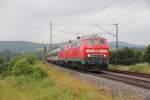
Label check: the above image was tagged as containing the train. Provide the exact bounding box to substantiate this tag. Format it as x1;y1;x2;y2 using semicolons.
47;35;110;71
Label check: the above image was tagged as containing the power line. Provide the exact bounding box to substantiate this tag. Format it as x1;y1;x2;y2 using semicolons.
114;1;150;25
100;0;137;23
111;0;137;14
58;24;81;35
83;1;115;23
106;0;150;25
124;13;150;25
135;13;150;22
59;24;75;33
122;1;150;25
58;24;88;34
94;24;116;37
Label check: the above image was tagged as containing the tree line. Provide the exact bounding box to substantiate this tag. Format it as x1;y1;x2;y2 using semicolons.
110;45;150;65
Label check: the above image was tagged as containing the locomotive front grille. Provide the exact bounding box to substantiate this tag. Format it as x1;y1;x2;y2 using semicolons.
86;54;107;65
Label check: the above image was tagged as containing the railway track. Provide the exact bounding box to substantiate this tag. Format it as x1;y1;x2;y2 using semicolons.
45;62;150;90
66;67;150;90
99;70;150;90
105;69;150;79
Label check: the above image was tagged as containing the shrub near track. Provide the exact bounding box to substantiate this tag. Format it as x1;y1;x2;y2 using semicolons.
11;55;48;80
0;54;113;100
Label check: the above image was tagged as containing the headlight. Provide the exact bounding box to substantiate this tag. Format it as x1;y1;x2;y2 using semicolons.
87;54;91;57
103;54;107;57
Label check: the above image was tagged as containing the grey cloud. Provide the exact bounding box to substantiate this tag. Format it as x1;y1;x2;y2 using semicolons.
0;0;150;45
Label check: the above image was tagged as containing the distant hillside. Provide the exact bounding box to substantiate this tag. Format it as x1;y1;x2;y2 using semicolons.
0;41;42;53
109;41;146;49
0;41;146;53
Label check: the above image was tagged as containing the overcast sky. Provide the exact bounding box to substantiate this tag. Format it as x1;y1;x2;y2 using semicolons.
0;0;150;45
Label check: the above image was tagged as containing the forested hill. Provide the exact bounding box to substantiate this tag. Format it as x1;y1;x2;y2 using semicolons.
109;41;146;50
0;41;42;53
0;41;146;53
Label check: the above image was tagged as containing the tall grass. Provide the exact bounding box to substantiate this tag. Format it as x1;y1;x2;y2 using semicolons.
0;54;140;100
0;54;112;100
0;63;112;100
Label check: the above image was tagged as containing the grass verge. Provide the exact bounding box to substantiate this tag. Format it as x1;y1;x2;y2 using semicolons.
0;62;112;100
109;63;150;74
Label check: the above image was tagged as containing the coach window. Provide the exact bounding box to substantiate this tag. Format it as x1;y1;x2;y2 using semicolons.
76;42;78;47
77;41;80;47
61;47;64;50
74;43;76;47
80;41;83;46
68;44;71;49
79;40;83;46
71;44;74;48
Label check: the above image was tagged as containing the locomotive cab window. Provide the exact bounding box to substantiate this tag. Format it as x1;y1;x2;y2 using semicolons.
99;39;105;45
88;39;97;45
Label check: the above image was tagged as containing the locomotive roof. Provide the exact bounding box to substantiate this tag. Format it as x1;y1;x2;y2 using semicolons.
47;35;106;54
84;35;106;39
65;35;105;45
81;35;100;39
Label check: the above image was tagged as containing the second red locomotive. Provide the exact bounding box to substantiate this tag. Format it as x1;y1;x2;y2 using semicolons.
47;35;110;71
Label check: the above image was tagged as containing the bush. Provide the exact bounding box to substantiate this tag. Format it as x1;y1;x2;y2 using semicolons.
110;47;142;65
11;56;48;80
5;53;48;81
24;54;39;65
10;56;23;67
12;59;34;76
10;54;38;66
0;63;12;76
32;67;48;80
0;57;5;65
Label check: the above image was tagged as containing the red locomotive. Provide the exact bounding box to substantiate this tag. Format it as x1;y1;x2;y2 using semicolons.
47;35;110;71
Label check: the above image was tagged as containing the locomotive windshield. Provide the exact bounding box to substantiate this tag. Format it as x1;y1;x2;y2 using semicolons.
99;39;105;45
88;39;97;45
88;38;105;45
